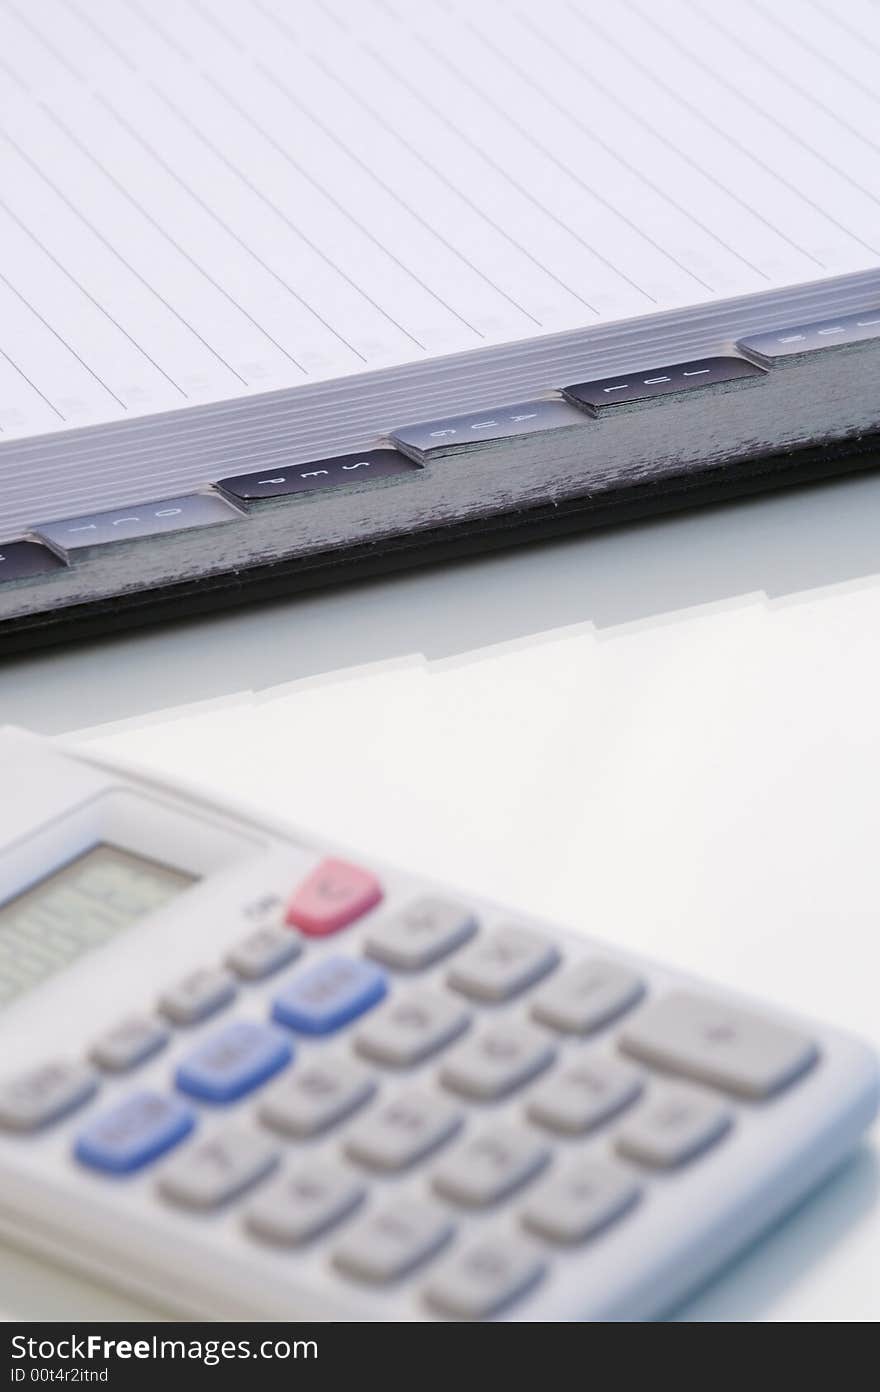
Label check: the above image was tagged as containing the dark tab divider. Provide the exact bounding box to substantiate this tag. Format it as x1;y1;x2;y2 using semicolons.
0;539;65;584
738;306;880;362
392;398;586;458
34;494;243;557
563;356;763;414
219;450;420;502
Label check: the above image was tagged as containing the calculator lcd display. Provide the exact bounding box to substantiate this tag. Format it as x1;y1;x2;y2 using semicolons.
0;844;196;1007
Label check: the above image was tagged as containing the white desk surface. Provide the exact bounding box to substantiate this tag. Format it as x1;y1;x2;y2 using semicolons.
1;471;879;1322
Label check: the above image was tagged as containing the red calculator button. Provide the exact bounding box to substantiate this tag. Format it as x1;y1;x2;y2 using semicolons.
286;859;383;937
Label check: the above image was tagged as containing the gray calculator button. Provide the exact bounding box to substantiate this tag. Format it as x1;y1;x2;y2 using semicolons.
226;925;301;981
344;1090;463;1171
159;1127;278;1210
333;1199;454;1284
159;968;237;1025
616;1086;732;1169
424;1233;545;1319
355;989;470;1067
0;1061;97;1131
246;1162;365;1246
433;1125;550;1207
447;926;560;1002
364;898;477;970
619;991;818;1099
526;1055;642;1135
258;1057;375;1137
440;1021;555;1101
531;959;644;1034
90;1016;170;1072
522;1160;641;1244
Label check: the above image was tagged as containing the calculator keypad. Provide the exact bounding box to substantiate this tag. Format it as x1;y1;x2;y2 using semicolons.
355;989;470;1067
333;1200;454;1284
285;858;382;937
90;1016;170;1073
364;898;477;970
0;1061;97;1132
619;991;818;1099
526;1055;643;1135
345;1091;463;1172
226;925;301;981
521;1161;641;1245
531;959;644;1035
432;1126;551;1208
3;850;828;1321
246;1162;366;1246
616;1087;732;1169
424;1234;546;1320
159;1127;279;1210
447;926;560;1002
159;968;237;1026
440;1021;556;1101
175;1021;292;1104
75;1092;195;1174
271;956;386;1035
259;1057;375;1138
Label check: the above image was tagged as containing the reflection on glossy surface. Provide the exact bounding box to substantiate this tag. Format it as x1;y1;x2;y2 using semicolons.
1;470;879;1321
5;469;880;732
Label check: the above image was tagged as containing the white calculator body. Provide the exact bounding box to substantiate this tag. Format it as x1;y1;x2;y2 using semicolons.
0;727;876;1322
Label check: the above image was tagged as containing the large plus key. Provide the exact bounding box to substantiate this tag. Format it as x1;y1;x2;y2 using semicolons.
619;992;818;1099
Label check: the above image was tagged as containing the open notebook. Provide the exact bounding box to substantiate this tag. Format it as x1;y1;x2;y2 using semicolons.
1;0;879;647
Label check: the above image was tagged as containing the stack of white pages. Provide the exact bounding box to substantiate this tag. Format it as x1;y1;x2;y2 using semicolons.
1;0;878;646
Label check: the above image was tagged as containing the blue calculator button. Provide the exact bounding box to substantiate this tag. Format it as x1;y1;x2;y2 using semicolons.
74;1092;195;1174
176;1021;292;1103
272;956;387;1035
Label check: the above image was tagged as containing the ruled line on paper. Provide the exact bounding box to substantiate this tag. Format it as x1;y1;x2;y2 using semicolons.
560;3;824;266
95;89;340;367
39;0;413;367
196;0;547;333
5;0;87;83
808;0;880;61
200;73;481;336
566;0;880;257
433;12;724;290
0;344;65;420
254;58;521;327
253;5;551;324
364;27;659;304
689;1;880;175
147;81;421;354
16;107;250;384
198;75;444;343
512;7;822;271
28;106;252;384
59;0;139;72
325;46;598;314
0;266;126;408
743;0;880;124
0;196;188;396
0;0;877;441
643;2;880;212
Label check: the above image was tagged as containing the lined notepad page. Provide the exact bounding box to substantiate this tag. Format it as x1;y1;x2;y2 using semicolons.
0;0;879;442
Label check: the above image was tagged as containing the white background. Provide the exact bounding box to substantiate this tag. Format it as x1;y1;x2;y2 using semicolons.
1;467;879;1320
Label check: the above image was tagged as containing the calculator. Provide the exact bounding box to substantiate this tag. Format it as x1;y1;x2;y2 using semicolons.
0;728;876;1322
